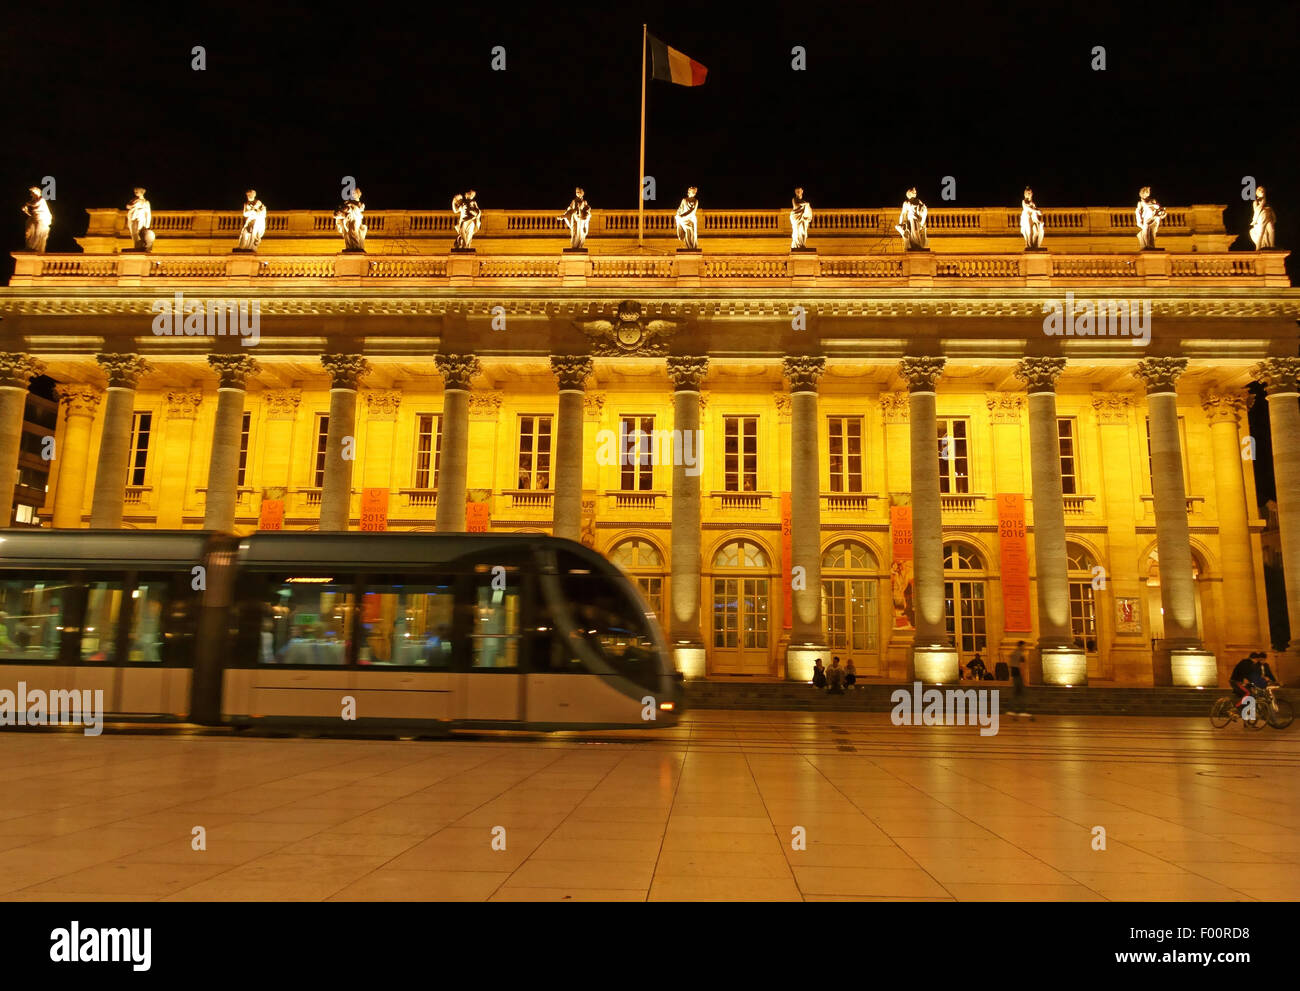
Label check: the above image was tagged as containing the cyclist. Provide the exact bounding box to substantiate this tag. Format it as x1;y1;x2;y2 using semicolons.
1252;651;1278;689
1229;653;1258;718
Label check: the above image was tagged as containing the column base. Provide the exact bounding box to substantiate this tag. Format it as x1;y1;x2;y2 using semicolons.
912;645;959;683
1170;648;1218;687
785;643;830;683
1039;646;1088;686
672;643;707;680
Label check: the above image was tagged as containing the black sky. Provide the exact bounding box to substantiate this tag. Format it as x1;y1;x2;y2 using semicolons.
3;0;1296;258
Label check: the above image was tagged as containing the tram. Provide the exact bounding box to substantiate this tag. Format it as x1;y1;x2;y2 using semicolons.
0;530;682;731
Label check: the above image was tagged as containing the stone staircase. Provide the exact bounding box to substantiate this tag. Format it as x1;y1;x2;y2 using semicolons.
682;681;1300;717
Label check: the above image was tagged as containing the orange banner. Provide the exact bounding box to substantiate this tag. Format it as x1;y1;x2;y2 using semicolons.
890;504;914;630
466;502;490;533
258;496;284;530
360;488;389;532
997;493;1033;632
781;492;793;630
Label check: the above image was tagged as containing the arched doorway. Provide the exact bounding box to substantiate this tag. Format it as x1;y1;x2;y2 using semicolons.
710;538;773;675
1066;541;1102;676
943;541;988;663
821;540;881;675
608;537;665;617
1144;547;1205;643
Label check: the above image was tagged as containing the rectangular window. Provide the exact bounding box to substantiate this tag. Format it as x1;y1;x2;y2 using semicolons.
472;567;521;668
236;411;252;487
937;417;970;494
517;415;553;490
724;416;758;492
1058;417;1078;495
620;415;655;491
127;412;152;487
414;413;443;489
1068;581;1099;652
0;576;72;659
357;578;456;667
827;417;864;493
313;415;330;488
260;575;354;665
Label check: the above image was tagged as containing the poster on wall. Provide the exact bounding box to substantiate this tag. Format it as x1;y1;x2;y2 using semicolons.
997;493;1033;631
890;503;914;630
466;502;490;533
781;492;793;630
1115;597;1142;634
360;488;390;531
258;487;285;530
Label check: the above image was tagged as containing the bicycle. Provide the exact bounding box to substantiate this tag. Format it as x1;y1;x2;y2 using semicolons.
1262;684;1294;730
1209;692;1267;730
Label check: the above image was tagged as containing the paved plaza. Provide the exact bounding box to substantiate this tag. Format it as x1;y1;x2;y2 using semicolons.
0;711;1297;902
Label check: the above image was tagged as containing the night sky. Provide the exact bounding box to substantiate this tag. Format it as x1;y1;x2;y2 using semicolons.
3;0;1296;257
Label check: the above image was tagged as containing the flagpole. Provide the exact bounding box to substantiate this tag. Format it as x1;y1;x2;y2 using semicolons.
638;23;647;248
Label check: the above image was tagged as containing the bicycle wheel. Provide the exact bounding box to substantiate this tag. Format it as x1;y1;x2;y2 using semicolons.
1268;697;1294;730
1245;698;1269;730
1209;697;1233;729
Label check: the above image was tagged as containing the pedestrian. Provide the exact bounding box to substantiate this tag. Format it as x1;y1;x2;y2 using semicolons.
1008;640;1033;720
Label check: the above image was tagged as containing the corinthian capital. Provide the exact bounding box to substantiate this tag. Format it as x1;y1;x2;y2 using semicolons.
666;356;709;391
1200;390;1253;424
320;353;371;389
550;355;594;391
364;390;402;420
782;356;827;393
1014;356;1067;393
435;353;481;391
880;391;909;423
0;353;46;389
899;356;946;392
1091;393;1134;424
1133;357;1188;394
166;391;202;418
985;392;1025;424
57;385;103;417
208;353;261;389
1252;357;1300;396
96;353;151;388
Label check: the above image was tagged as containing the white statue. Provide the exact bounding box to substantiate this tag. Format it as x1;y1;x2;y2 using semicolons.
334;187;367;252
675;186;700;249
1135;186;1166;250
895;187;928;250
237;189;267;252
22;187;51;253
789;187;812;249
1020;186;1044;249
1250;185;1276;250
452;191;482;250
125;187;154;252
559;187;591;249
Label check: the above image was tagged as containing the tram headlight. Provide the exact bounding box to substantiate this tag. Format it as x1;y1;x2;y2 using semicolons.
659;702;675;711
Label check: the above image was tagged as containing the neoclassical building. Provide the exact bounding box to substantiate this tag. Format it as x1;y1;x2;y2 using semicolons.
1;200;1297;687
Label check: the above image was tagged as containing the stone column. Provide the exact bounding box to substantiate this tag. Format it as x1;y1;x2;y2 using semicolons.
318;354;370;532
1254;358;1300;682
1135;357;1214;685
52;386;102;528
434;354;480;532
783;356;829;681
157;391;202;528
203;355;260;531
900;356;956;680
666;357;707;677
550;356;593;541
89;353;151;529
1015;357;1086;684
0;355;46;528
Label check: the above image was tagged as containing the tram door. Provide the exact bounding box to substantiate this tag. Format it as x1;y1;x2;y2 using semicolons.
710;540;772;675
463;566;525;721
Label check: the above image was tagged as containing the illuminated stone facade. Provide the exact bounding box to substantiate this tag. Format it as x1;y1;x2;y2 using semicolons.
1;202;1297;686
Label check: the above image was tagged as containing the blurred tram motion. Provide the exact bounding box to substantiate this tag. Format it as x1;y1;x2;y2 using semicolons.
0;531;683;731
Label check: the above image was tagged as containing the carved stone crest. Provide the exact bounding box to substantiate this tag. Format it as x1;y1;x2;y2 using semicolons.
575;300;679;356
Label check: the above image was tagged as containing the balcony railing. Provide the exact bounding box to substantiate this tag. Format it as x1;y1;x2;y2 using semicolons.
508;490;552;511
11;249;1288;288
940;493;986;514
712;491;772;512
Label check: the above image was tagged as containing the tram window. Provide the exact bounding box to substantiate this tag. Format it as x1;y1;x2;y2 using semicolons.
125;580;168;663
357;580;456;667
260;577;354;665
558;564;660;691
471;570;520;669
82;580;126;662
0;577;71;659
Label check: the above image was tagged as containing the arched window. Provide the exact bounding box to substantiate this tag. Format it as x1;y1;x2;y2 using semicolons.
821;541;879;661
1066;541;1100;653
942;541;987;658
714;540;769;569
711;539;771;672
609;538;665;616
